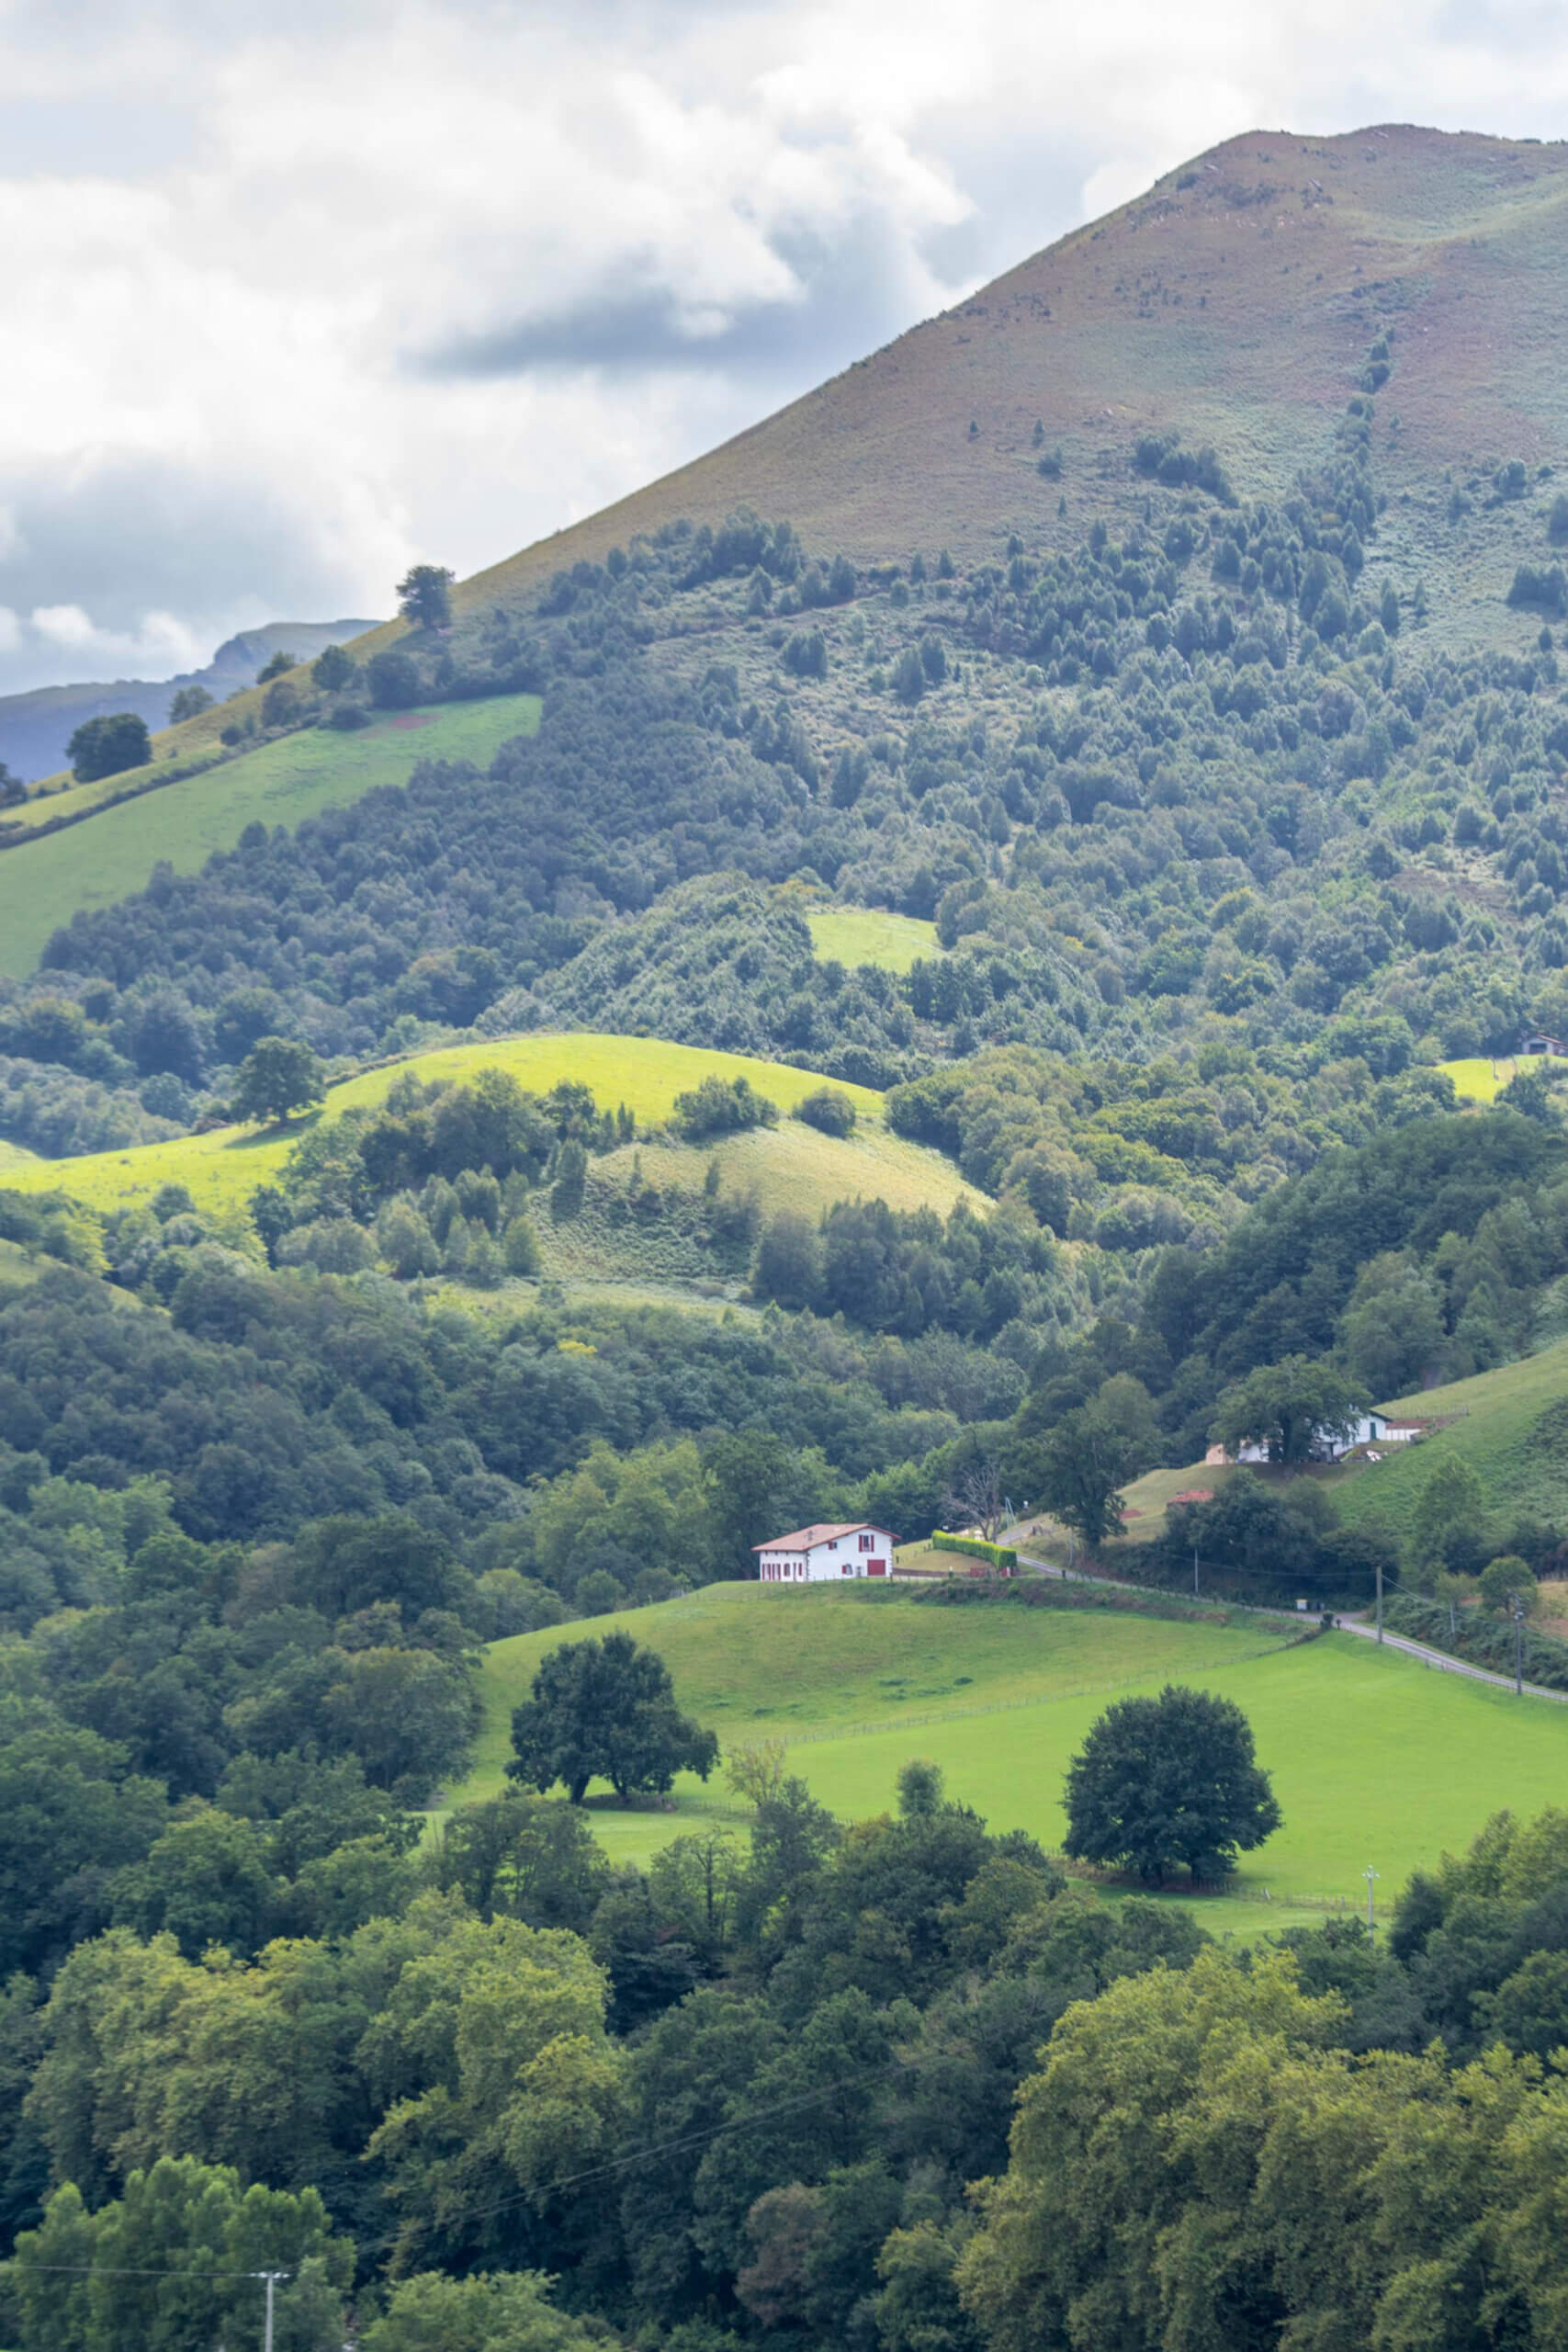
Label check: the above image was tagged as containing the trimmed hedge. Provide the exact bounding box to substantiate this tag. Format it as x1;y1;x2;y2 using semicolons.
930;1532;1017;1573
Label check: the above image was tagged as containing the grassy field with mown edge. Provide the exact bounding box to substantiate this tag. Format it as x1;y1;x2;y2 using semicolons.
438;1582;1568;1927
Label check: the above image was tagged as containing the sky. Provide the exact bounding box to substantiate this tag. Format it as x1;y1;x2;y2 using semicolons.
0;0;1566;695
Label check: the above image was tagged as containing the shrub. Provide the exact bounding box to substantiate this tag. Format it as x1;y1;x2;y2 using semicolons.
1551;493;1568;546
795;1087;856;1138
671;1075;777;1140
783;629;828;680
312;643;358;691
366;650;423;709
930;1532;1017;1572
893;647;926;704
1507;564;1568;618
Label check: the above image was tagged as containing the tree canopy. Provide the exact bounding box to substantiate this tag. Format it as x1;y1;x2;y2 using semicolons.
397;564;456;631
230;1036;325;1125
65;713;152;783
1064;1683;1281;1883
1212;1353;1369;1466
508;1632;718;1804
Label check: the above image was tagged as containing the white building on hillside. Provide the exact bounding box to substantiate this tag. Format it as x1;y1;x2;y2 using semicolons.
754;1521;897;1583
1234;1411;1427;1465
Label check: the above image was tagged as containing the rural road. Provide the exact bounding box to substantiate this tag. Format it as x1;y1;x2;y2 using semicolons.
1015;1549;1568;1710
1336;1613;1568;1705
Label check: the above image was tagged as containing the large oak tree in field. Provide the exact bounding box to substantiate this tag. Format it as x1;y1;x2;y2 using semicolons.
1064;1684;1280;1884
508;1632;717;1804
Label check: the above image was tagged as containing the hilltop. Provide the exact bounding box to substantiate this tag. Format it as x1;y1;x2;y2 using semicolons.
456;124;1568;644
17;121;1568;808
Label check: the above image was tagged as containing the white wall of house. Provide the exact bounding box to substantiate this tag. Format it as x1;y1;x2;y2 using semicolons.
756;1527;896;1582
1235;1411;1421;1466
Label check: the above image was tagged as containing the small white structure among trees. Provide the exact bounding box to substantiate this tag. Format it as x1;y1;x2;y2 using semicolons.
753;1521;897;1583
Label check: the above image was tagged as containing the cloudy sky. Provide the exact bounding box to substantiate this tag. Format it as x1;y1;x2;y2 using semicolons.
0;0;1565;695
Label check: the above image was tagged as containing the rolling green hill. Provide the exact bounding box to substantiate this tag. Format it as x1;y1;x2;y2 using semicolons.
447;1583;1568;1924
0;1031;969;1240
0;693;539;978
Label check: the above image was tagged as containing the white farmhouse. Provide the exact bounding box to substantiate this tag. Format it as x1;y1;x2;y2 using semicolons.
1233;1411;1426;1466
753;1521;897;1583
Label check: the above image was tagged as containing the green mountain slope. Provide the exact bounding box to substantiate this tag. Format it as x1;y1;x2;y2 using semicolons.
21;121;1568;807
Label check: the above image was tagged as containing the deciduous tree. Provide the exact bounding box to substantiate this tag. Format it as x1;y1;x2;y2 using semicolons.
508;1632;717;1804
1064;1683;1281;1883
230;1036;325;1126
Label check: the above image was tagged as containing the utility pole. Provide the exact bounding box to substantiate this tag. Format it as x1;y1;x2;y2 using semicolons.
1363;1864;1380;1948
1375;1554;1383;1645
1514;1592;1526;1697
1192;1538;1200;1599
254;2271;288;2352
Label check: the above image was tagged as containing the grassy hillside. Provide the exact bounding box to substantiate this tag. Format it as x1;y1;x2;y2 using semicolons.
30;122;1562;820
1440;1056;1551;1103
0;1033;966;1238
0;694;539;978
807;909;942;974
1331;1339;1568;1540
433;127;1568;650
448;1583;1568;1920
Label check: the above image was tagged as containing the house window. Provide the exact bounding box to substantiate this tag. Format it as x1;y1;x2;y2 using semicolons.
858;1532;874;1552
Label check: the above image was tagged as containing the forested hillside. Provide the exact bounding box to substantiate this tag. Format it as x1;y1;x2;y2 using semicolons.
6;119;1568;2351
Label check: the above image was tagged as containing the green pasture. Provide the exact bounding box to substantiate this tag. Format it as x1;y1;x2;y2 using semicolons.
1439;1055;1547;1104
807;908;941;974
0;1032;895;1228
443;1583;1568;1928
1329;1337;1568;1539
0;694;540;978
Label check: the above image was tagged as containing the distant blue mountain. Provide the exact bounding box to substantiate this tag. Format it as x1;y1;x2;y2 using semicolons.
0;618;382;782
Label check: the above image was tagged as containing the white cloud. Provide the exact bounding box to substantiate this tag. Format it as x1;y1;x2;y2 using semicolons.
29;605;96;648
0;0;1565;695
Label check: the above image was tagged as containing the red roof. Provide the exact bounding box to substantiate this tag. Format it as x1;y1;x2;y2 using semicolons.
752;1521;893;1553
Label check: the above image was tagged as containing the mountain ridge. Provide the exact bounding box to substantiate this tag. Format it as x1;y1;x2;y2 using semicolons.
451;122;1568;636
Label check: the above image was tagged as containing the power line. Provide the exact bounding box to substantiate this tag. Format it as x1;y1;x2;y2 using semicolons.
11;2052;921;2279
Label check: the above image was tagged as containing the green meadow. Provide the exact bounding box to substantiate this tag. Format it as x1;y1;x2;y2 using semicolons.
0;1032;901;1228
443;1583;1568;1928
1439;1055;1548;1104
806;908;942;974
0;693;540;978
